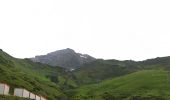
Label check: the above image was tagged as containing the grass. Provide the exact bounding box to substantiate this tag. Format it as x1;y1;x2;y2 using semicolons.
73;59;140;84
71;70;170;100
0;50;68;100
2;49;170;100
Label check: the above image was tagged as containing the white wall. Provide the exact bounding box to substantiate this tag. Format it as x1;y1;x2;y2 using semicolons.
0;84;9;95
4;84;9;95
36;95;40;100
0;84;5;94
14;88;30;98
40;96;46;100
23;89;29;98
1;85;46;100
14;88;23;97
29;92;36;99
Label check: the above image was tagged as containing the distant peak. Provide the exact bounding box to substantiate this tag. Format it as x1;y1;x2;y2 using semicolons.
48;48;75;55
57;48;75;53
65;48;74;51
66;48;72;50
31;48;96;69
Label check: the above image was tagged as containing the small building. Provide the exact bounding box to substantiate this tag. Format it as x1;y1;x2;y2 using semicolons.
40;96;47;100
29;92;36;100
14;88;30;98
35;95;41;100
0;83;10;95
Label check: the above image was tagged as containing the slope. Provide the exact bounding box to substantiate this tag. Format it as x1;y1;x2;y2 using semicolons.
73;57;170;84
0;49;76;100
31;48;96;70
71;70;170;100
73;59;140;84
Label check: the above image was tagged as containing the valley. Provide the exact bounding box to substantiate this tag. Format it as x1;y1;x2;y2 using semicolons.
0;49;170;100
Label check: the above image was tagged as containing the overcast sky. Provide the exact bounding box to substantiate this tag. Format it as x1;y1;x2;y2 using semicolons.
0;0;170;61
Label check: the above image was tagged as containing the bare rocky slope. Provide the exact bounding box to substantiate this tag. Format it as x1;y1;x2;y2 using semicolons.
30;48;96;70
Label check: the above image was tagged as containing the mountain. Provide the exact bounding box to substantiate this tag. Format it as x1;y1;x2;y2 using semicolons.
71;70;169;100
73;59;140;84
0;49;78;100
73;57;170;84
30;48;96;70
2;48;170;100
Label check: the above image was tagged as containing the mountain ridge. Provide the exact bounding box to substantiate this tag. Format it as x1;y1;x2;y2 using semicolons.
30;48;96;70
0;49;78;100
2;49;170;99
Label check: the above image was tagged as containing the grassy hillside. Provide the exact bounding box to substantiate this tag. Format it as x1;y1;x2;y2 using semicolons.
14;58;78;90
73;57;170;84
0;49;77;100
2;48;170;100
73;59;140;84
71;70;170;100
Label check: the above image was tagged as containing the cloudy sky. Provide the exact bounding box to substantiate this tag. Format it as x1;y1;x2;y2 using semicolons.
0;0;170;61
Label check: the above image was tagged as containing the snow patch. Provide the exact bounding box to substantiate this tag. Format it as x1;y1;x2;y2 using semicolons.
70;68;75;71
80;55;87;58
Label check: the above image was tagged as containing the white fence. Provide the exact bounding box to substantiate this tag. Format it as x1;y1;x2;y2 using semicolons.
0;83;9;95
14;88;30;98
30;92;36;99
36;95;40;100
0;83;47;100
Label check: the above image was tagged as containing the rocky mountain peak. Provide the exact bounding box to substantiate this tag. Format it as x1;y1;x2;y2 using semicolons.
30;48;96;70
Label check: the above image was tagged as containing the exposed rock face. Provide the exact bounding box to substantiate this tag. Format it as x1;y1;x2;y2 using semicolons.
30;48;96;70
